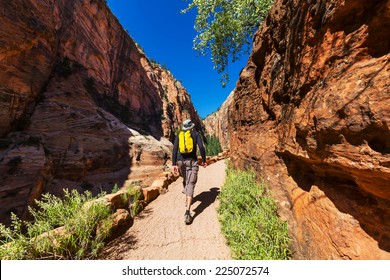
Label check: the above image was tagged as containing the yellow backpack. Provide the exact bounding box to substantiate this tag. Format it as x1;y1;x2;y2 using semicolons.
178;130;193;154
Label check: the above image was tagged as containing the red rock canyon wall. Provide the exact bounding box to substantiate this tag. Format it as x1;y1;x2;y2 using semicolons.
229;0;390;259
0;0;201;225
203;90;234;151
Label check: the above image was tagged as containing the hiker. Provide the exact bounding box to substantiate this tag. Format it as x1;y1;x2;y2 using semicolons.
172;119;207;225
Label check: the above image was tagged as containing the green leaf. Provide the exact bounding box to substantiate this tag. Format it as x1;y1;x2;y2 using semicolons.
182;0;274;87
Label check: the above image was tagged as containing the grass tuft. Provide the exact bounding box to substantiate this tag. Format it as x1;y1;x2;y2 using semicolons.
0;189;113;260
218;165;291;260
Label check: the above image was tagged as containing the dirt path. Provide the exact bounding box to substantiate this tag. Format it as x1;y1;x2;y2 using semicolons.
100;160;231;260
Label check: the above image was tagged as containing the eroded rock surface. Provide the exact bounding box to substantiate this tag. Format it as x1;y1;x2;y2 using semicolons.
228;0;390;259
0;0;200;225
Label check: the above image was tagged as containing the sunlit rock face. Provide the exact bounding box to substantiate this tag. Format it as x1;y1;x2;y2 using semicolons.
203;91;233;151
0;0;200;225
228;0;390;259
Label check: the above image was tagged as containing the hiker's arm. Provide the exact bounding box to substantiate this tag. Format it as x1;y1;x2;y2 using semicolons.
172;135;180;173
197;133;206;166
172;135;179;166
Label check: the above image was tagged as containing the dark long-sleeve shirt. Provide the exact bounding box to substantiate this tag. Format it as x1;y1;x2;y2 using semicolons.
172;129;206;166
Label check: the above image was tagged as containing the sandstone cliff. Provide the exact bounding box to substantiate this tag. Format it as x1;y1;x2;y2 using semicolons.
0;0;200;225
203;91;234;151
229;0;390;259
148;63;203;142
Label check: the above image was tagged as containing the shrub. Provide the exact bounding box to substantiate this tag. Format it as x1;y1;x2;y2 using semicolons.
112;184;143;218
218;165;291;259
0;189;113;260
126;187;142;217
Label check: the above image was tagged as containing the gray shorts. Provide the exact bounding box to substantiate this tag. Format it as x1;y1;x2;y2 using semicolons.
177;159;199;197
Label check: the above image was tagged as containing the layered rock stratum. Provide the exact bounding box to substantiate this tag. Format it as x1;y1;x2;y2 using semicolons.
0;0;201;225
203;91;234;151
228;0;390;259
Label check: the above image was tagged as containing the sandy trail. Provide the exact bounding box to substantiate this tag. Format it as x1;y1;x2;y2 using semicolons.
100;160;231;260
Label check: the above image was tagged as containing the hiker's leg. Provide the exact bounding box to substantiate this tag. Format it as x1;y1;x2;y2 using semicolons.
184;159;199;210
184;161;199;224
186;195;193;211
177;160;186;191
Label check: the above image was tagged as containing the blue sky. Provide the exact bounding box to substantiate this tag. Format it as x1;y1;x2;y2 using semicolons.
107;0;248;119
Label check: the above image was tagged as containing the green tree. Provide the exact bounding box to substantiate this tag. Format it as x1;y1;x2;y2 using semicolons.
182;0;274;87
205;134;223;156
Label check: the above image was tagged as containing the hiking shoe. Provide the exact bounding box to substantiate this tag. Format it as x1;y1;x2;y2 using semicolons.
184;213;193;225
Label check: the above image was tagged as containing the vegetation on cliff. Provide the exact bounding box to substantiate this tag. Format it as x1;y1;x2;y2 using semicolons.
218;164;291;259
182;0;273;86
